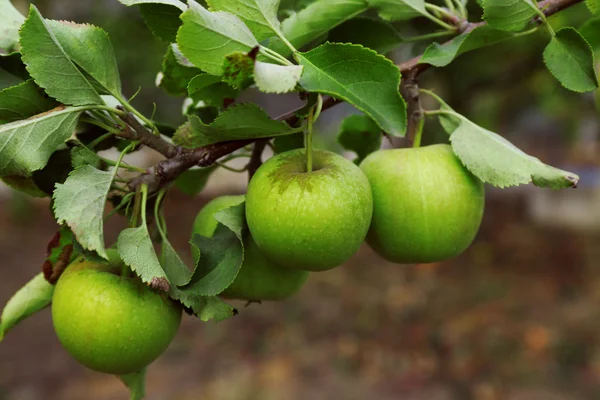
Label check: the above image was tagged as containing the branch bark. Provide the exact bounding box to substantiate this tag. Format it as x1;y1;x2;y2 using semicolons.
118;111;181;159
539;0;583;15
128;0;583;192
247;139;268;181
401;68;424;146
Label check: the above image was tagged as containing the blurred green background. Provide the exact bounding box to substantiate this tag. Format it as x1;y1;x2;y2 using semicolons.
1;1;600;399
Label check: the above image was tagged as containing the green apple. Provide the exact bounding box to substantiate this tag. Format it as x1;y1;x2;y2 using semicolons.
52;250;182;375
360;144;484;264
246;149;373;271
192;195;309;301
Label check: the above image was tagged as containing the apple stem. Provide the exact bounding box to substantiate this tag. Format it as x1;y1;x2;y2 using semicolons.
120;262;130;278
305;107;314;173
413;118;424;148
130;188;142;228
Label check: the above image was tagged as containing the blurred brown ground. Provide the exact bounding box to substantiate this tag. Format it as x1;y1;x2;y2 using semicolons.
1;188;600;400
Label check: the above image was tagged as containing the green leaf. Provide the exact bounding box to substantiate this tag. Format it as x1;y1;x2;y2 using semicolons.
157;195;240;328
254;62;302;93
297;42;406;136
187;105;219;122
337;114;382;163
119;369;147;400
0;106;83;177
175;165;217;195
273;131;304;153
1;66;25;90
543;27;599;93
0;53;28;92
269;0;368;57
188;296;237;322
177;203;245;296
177;1;259;76
0;0;25;52
328;16;402;54
0;52;29;83
46;20;122;98
291;91;318;118
160;239;191;287
44;227;75;273
0;79;59;124
140;3;184;42
207;0;284;42
1;175;47;197
420;25;514;67
159;44;202;96
161;241;235;320
440;111;579;189
188;74;239;107
222;52;255;89
214;202;247;233
118;224;170;285
586;0;599;14
482;0;538;32
111;0;185;43
580;18;600;53
174;103;291;147
367;0;427;21
116;0;186;11
31;147;73;195
53;166;113;260
70;144;104;169
155;201;192;288
19;6;103;106
72;240;109;264
0;273;54;341
432;93;461;134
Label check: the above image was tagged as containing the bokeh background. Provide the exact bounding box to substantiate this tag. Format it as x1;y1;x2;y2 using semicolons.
1;1;600;399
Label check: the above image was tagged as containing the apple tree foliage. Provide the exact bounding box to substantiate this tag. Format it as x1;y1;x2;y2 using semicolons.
0;0;597;397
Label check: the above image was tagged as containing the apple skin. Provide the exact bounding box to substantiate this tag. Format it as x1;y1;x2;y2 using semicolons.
52;250;182;375
360;144;484;264
246;149;373;271
192;195;309;301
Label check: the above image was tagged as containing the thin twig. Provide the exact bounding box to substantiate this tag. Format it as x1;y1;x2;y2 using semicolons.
247;139;268;181
117;109;181;159
128;139;253;193
401;68;424;147
538;0;582;15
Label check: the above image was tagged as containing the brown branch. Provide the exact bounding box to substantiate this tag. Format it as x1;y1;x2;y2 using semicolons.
401;68;424;147
129;139;252;192
117;111;181;159
247;139;268;181
128;0;583;193
539;0;583;15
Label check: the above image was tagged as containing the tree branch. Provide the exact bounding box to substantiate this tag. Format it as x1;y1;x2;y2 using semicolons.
128;0;583;193
401;68;424;146
247;139;269;181
539;0;583;15
117;110;181;159
128;139;253;193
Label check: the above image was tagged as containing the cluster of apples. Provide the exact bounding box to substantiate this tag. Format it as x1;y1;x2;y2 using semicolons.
50;143;484;375
217;144;485;300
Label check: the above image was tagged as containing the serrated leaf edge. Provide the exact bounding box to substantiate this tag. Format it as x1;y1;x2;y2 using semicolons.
297;41;406;136
19;6;103;106
542;27;599;93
